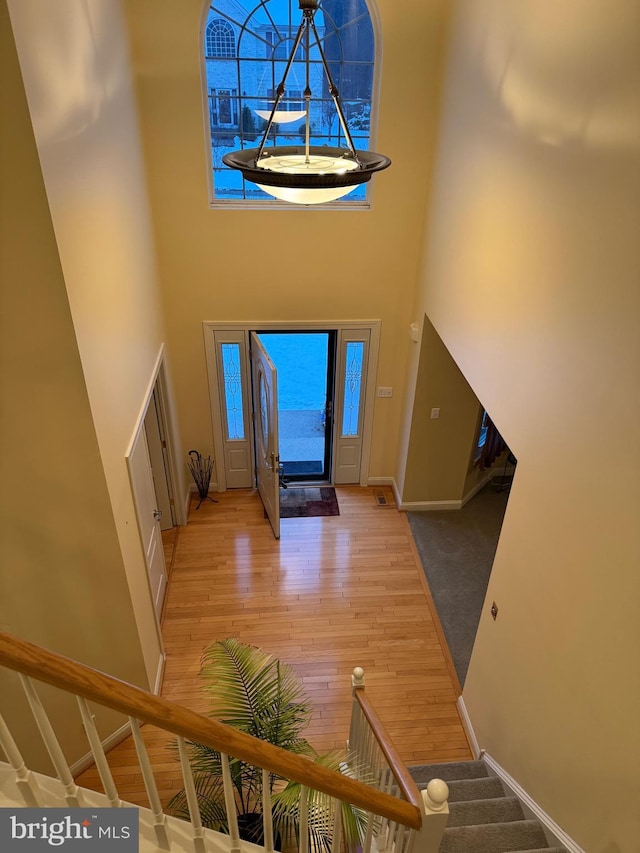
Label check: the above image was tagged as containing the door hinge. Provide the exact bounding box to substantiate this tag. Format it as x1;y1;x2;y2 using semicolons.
162;440;167;449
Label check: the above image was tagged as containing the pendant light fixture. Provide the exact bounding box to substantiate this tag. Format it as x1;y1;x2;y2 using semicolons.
223;0;391;205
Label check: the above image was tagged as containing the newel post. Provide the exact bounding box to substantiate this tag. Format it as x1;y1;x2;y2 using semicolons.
348;667;365;754
412;780;450;853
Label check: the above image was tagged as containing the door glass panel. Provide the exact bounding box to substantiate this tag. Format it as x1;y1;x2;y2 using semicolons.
221;343;245;440
259;370;269;447
342;341;364;436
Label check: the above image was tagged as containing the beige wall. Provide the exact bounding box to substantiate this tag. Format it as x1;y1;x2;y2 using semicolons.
7;0;174;687
0;0;149;770
403;315;482;504
403;1;640;848
122;0;448;480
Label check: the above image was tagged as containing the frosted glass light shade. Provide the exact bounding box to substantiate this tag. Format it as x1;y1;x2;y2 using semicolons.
256;183;359;204
256;152;359;203
222;145;391;206
254;109;307;124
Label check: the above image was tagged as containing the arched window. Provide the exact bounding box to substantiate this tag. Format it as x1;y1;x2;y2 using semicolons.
203;0;378;204
206;18;236;58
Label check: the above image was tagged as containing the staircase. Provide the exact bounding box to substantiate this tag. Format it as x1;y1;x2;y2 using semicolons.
409;761;566;853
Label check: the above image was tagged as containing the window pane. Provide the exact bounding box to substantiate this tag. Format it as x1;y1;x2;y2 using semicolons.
341;341;364;436
221;343;245;439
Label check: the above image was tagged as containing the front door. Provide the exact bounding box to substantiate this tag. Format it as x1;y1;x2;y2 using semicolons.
250;332;280;539
257;331;335;483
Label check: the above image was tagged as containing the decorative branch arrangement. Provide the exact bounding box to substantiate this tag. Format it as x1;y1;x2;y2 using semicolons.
187;450;218;509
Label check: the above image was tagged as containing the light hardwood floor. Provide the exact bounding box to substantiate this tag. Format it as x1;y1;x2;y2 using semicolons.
76;486;471;807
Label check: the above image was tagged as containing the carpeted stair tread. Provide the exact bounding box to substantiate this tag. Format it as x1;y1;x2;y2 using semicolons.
520;849;567;852
440;819;548;853
409;760;488;784
438;776;506;802
448;796;524;826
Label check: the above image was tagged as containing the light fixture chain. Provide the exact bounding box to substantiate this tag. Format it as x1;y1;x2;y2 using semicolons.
304;13;311;163
308;15;361;164
255;13;309;161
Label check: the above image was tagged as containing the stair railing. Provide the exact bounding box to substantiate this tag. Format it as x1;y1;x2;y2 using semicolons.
348;667;450;853
0;631;424;853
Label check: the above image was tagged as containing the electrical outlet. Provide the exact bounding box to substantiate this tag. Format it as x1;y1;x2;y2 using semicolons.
430;407;440;419
491;601;498;620
377;387;393;398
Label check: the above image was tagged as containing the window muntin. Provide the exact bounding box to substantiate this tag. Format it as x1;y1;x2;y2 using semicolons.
203;0;376;203
206;18;236;57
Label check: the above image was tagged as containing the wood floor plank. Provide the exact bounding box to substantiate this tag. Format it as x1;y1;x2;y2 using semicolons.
75;486;471;807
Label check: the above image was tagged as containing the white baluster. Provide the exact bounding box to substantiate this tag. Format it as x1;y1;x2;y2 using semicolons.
331;799;343;853
129;718;170;850
262;767;274;853
19;676;82;806
410;782;449;853
220;753;241;853
0;711;42;806
392;819;404;853
362;812;375;853
76;698;121;808
177;736;206;853
298;785;309;853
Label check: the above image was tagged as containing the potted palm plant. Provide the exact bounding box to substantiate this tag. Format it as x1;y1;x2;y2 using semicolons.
167;638;365;851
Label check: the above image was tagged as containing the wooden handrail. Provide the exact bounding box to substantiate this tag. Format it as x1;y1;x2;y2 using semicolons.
353;686;423;810
0;632;421;830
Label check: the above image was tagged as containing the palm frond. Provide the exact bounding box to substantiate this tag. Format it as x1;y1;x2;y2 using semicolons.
200;638;312;749
167;772;230;830
168;639;368;850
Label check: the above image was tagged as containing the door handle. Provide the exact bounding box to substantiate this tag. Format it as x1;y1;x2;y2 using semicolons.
153;509;163;521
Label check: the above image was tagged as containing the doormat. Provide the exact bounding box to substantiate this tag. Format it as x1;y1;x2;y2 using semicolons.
281;460;323;476
280;487;339;518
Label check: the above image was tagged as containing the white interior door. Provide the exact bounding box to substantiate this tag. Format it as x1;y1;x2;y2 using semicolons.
127;426;167;618
144;389;174;531
250;332;280;539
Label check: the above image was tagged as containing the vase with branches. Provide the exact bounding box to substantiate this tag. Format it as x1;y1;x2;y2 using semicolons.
167;638;366;850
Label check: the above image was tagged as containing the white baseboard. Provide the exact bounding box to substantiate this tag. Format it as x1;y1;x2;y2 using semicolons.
461;470;495;507
399;499;462;511
366;477;402;509
482;753;585;853
457;698;584;853
69;658;164;779
366;479;462;511
154;652;166;696
183;484;192;519
70;722;132;777
456;697;481;758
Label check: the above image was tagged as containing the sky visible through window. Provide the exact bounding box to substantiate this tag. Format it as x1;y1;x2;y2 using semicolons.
204;0;375;202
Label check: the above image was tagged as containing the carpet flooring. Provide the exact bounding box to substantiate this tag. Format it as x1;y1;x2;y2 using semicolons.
279;486;339;518
409;760;565;852
408;483;509;685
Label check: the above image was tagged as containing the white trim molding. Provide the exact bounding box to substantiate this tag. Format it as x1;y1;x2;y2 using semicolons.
69;722;132;777
457;697;585;853
399;499;462;512
456;697;481;758
482;753;586;853
461;470;495;507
